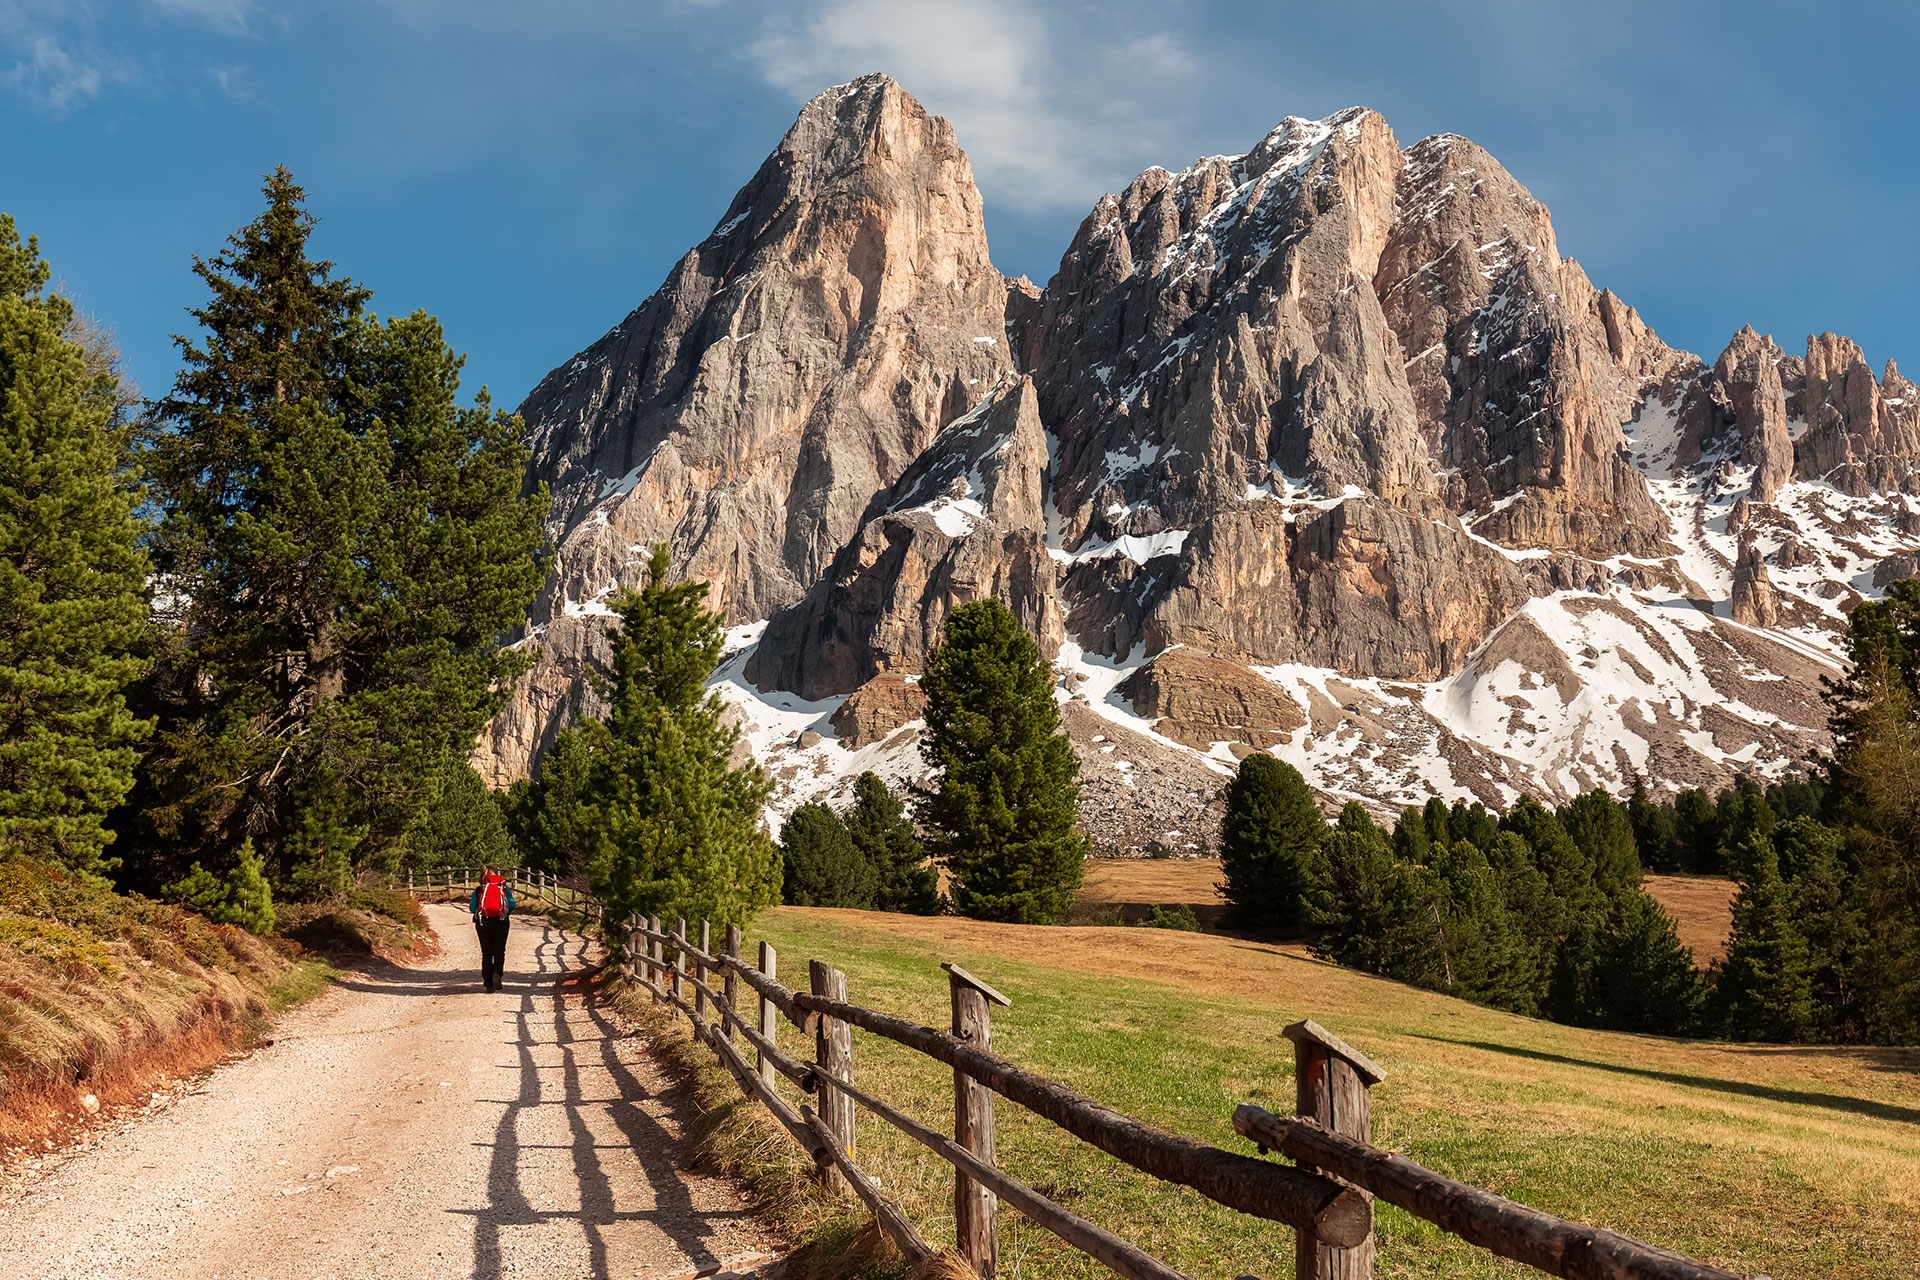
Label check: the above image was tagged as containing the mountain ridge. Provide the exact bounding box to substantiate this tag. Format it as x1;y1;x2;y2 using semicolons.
477;74;1920;852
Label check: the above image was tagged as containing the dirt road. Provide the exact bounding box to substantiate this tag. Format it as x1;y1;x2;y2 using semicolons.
0;905;773;1280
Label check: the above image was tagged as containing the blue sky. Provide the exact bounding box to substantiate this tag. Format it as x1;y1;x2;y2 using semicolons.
7;0;1919;409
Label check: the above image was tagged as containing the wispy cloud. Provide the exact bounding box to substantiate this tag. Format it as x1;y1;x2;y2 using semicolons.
1114;32;1198;78
148;0;253;33
748;0;1099;209
3;34;130;114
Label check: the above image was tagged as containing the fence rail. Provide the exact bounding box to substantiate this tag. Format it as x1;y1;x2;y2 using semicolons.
395;876;1757;1280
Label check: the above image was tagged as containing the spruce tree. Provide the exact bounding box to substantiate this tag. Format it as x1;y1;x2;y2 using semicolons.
133;170;547;890
846;771;940;914
403;757;514;872
917;599;1084;924
0;215;152;880
1312;813;1427;978
590;546;780;929
779;802;877;908
1672;788;1720;873
1584;890;1702;1034
1627;776;1679;872
1712;832;1818;1042
1558;789;1644;904
1391;806;1431;863
1219;753;1326;932
505;724;602;875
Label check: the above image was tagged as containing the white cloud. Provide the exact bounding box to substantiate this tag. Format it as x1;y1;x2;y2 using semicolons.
1114;32;1197;78
3;34;127;114
748;0;1098;209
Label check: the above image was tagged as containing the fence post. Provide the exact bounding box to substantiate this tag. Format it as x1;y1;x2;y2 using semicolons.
757;942;778;1088
944;963;1011;1279
696;920;711;1021
723;925;741;1038
673;917;688;1010
407;868;414;893
648;915;663;1003
809;960;855;1195
1285;1020;1385;1280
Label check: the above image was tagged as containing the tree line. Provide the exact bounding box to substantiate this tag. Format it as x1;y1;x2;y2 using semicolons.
1217;581;1920;1044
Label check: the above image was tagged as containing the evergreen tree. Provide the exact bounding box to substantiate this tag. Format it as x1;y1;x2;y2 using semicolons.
1558;789;1643;904
1427;838;1526;1006
1716;783;1777;879
1447;799;1499;850
1391;806;1431;863
917;599;1084;924
846;771;940;914
779;802;876;908
1485;831;1554;1013
0;215;152;880
1313;815;1432;979
1672;788;1720;873
132;170;547;890
162;835;275;933
590;546;780;929
504;724;601;876
1219;753;1326;932
1627;776;1679;872
404;757;514;872
1583;890;1703;1034
1711;832;1818;1042
1773;816;1867;1041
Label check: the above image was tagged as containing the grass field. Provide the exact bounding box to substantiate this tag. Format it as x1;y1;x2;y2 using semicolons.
691;906;1918;1280
1079;859;1738;965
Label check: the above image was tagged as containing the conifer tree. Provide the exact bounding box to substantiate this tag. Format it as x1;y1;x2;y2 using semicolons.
504;725;602;875
1672;788;1720;872
1584;890;1702;1034
404;757;514;872
590;546;779;928
779;802;876;908
1558;789;1644;903
1312;812;1428;977
132;170;547;890
1391;806;1430;863
1219;753;1326;931
1712;832;1818;1042
163;836;275;933
846;771;940;914
0;215;152;879
917;599;1084;924
1627;776;1679;871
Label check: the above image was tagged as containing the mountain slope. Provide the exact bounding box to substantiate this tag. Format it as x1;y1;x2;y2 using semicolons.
483;76;1920;848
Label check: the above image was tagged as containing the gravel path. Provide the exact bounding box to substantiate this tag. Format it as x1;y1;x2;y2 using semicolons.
0;905;776;1280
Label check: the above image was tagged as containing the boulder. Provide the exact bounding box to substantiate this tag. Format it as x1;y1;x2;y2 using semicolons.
1118;652;1304;751
829;673;928;749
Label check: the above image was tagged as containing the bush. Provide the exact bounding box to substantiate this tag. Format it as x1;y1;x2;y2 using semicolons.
1137;903;1201;931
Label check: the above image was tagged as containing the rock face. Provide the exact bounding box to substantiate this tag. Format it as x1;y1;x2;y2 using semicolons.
476;74;1011;781
829;673;927;748
744;376;1062;700
491;81;1920;837
1117;651;1304;751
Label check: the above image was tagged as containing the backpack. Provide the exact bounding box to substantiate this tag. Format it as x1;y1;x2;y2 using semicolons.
480;876;507;919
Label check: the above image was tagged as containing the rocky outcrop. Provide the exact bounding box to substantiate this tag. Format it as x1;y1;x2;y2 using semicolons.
1374;135;1679;557
1793;334;1920;495
476;74;1012;781
1731;540;1781;628
1118;651;1304;750
1677;327;1794;501
745;377;1062;700
828;673;927;748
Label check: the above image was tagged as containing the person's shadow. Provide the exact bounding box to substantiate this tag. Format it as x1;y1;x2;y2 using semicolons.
462;917;753;1280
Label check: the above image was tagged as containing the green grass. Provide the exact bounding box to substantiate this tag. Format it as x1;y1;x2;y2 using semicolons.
700;908;1920;1280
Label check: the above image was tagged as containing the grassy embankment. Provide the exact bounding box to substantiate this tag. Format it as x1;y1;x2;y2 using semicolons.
0;857;429;1157
632;902;1917;1280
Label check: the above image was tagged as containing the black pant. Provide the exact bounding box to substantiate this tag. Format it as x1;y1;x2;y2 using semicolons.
475;917;509;989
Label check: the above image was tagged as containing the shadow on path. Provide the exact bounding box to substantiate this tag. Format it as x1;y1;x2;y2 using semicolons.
1418;1035;1920;1126
465;918;748;1280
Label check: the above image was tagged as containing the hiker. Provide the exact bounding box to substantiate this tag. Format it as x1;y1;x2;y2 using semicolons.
469;867;515;992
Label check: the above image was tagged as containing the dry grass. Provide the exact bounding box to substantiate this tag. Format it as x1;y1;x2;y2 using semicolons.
723;907;1920;1280
1643;874;1738;965
0;856;331;1156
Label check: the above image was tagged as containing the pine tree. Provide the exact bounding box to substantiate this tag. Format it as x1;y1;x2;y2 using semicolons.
132;170;547;890
846;771;940;914
1583;890;1702;1034
1558;789;1644;904
504;724;602;875
780;803;877;908
1312;815;1429;978
917;599;1085;924
404;757;514;873
1391;806;1431;863
162;835;275;933
589;546;779;929
0;215;152;880
1672;788;1720;873
1712;832;1818;1042
1219;753;1326;932
1627;776;1679;872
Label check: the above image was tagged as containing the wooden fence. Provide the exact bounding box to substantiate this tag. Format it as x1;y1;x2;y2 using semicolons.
400;872;1758;1280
